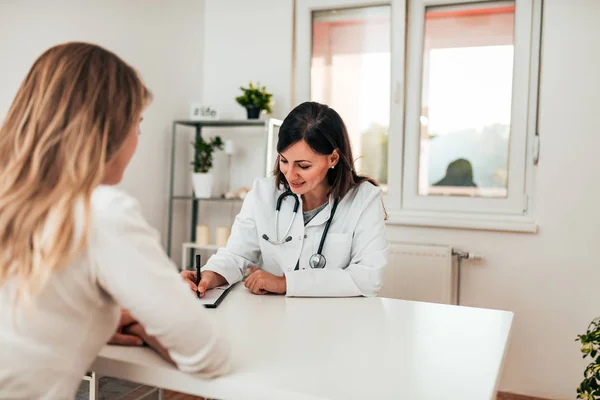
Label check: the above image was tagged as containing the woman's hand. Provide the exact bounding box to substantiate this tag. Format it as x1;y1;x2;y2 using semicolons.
123;323;173;363
244;269;286;295
180;270;227;298
108;310;143;346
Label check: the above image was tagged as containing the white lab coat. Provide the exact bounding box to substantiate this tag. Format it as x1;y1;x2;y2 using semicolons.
203;177;388;297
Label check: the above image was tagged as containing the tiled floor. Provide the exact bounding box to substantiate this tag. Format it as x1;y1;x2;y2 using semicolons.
78;377;549;400
76;377;150;400
163;391;203;400
160;391;549;400
497;392;550;400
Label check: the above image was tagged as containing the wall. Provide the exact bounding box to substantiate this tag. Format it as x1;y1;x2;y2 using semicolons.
0;0;205;256
201;0;294;190
195;0;294;264
203;1;600;399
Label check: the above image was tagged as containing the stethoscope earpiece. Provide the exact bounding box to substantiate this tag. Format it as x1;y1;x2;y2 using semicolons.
262;233;293;245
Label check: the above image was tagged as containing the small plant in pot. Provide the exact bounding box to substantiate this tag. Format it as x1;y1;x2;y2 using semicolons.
235;82;273;119
576;317;600;399
191;136;223;198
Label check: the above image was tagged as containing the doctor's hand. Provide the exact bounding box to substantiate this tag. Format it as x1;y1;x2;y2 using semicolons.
180;270;227;298
244;269;286;295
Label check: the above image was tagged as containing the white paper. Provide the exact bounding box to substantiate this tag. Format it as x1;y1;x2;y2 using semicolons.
196;285;231;306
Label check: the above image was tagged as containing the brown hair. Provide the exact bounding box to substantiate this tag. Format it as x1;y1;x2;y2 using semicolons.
0;42;152;301
274;101;378;200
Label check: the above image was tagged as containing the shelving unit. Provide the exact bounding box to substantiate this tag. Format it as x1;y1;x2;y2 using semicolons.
166;119;273;268
180;242;221;271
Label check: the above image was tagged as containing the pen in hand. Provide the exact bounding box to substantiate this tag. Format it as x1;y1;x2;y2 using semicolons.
195;254;201;298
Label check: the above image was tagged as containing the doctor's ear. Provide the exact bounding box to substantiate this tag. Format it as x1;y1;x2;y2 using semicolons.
329;150;340;169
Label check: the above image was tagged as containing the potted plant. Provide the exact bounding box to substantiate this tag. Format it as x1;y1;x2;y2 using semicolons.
191;136;224;198
576;317;600;399
235;82;273;119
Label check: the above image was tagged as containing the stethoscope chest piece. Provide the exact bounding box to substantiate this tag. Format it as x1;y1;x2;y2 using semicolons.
308;253;327;269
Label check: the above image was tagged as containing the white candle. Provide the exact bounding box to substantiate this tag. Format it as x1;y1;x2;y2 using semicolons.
215;226;231;247
195;225;210;245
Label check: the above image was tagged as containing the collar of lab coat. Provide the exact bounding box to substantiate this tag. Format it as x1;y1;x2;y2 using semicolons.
276;185;336;229
302;193;336;228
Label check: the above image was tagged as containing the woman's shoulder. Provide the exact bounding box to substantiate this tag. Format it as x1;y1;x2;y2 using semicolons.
90;186;144;229
346;180;382;204
92;185;139;213
248;176;284;199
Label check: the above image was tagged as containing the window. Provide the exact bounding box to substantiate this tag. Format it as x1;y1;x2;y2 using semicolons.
310;5;391;188
295;0;541;232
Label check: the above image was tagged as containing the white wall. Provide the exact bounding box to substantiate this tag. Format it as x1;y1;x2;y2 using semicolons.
203;1;600;399
0;0;205;255
201;0;294;192
195;0;294;266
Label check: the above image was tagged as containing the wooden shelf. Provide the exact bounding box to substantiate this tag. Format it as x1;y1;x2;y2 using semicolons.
182;242;220;251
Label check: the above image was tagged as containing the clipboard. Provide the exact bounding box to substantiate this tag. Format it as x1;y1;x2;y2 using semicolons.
197;283;236;309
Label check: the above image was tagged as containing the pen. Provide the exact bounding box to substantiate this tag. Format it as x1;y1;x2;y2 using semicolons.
195;254;201;298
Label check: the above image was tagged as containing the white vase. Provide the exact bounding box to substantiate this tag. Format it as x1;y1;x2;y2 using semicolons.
192;172;213;198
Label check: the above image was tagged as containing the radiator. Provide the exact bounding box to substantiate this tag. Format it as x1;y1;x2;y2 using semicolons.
379;242;457;305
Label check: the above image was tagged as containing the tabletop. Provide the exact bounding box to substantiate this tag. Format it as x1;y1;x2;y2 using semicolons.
92;285;513;400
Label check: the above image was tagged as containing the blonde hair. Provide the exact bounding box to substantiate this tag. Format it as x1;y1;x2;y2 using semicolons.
0;42;152;301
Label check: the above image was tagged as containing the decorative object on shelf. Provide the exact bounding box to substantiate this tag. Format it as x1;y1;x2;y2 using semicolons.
576;317;600;399
235;82;273;119
223;140;234;194
189;103;219;121
191;135;224;198
224;139;235;156
167;119;270;261
215;226;231;247
195;225;210;245
224;186;250;200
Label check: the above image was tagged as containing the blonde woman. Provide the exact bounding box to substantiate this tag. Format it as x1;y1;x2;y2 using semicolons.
0;42;230;399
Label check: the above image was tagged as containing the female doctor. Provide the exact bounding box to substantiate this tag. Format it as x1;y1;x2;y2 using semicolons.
181;101;388;297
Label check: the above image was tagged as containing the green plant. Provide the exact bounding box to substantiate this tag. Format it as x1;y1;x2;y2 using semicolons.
576;317;600;399
191;136;223;173
235;82;273;113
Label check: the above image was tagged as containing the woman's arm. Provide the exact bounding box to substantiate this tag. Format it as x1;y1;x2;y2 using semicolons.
92;192;231;377
123;323;173;363
284;188;388;297
107;309;143;346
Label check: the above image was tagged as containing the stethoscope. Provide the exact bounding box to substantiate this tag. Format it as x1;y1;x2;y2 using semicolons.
261;190;339;269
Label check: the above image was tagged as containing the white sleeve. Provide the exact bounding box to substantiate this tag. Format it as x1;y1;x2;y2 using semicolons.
92;195;230;377
284;190;388;297
202;181;261;284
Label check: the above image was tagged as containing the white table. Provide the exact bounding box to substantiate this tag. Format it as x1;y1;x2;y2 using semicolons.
91;285;513;400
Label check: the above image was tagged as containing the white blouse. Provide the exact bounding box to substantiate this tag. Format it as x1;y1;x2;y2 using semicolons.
0;185;230;399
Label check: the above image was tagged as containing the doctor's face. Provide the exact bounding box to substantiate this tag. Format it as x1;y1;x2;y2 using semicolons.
279;139;338;196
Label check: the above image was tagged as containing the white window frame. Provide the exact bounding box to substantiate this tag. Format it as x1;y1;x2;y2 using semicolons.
402;0;539;215
295;0;542;233
295;0;406;200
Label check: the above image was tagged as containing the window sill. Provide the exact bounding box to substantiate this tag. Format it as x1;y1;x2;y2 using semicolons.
385;210;538;234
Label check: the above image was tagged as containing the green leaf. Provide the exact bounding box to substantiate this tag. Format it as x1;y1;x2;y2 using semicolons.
577;319;600;400
191;135;224;173
235;81;274;113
